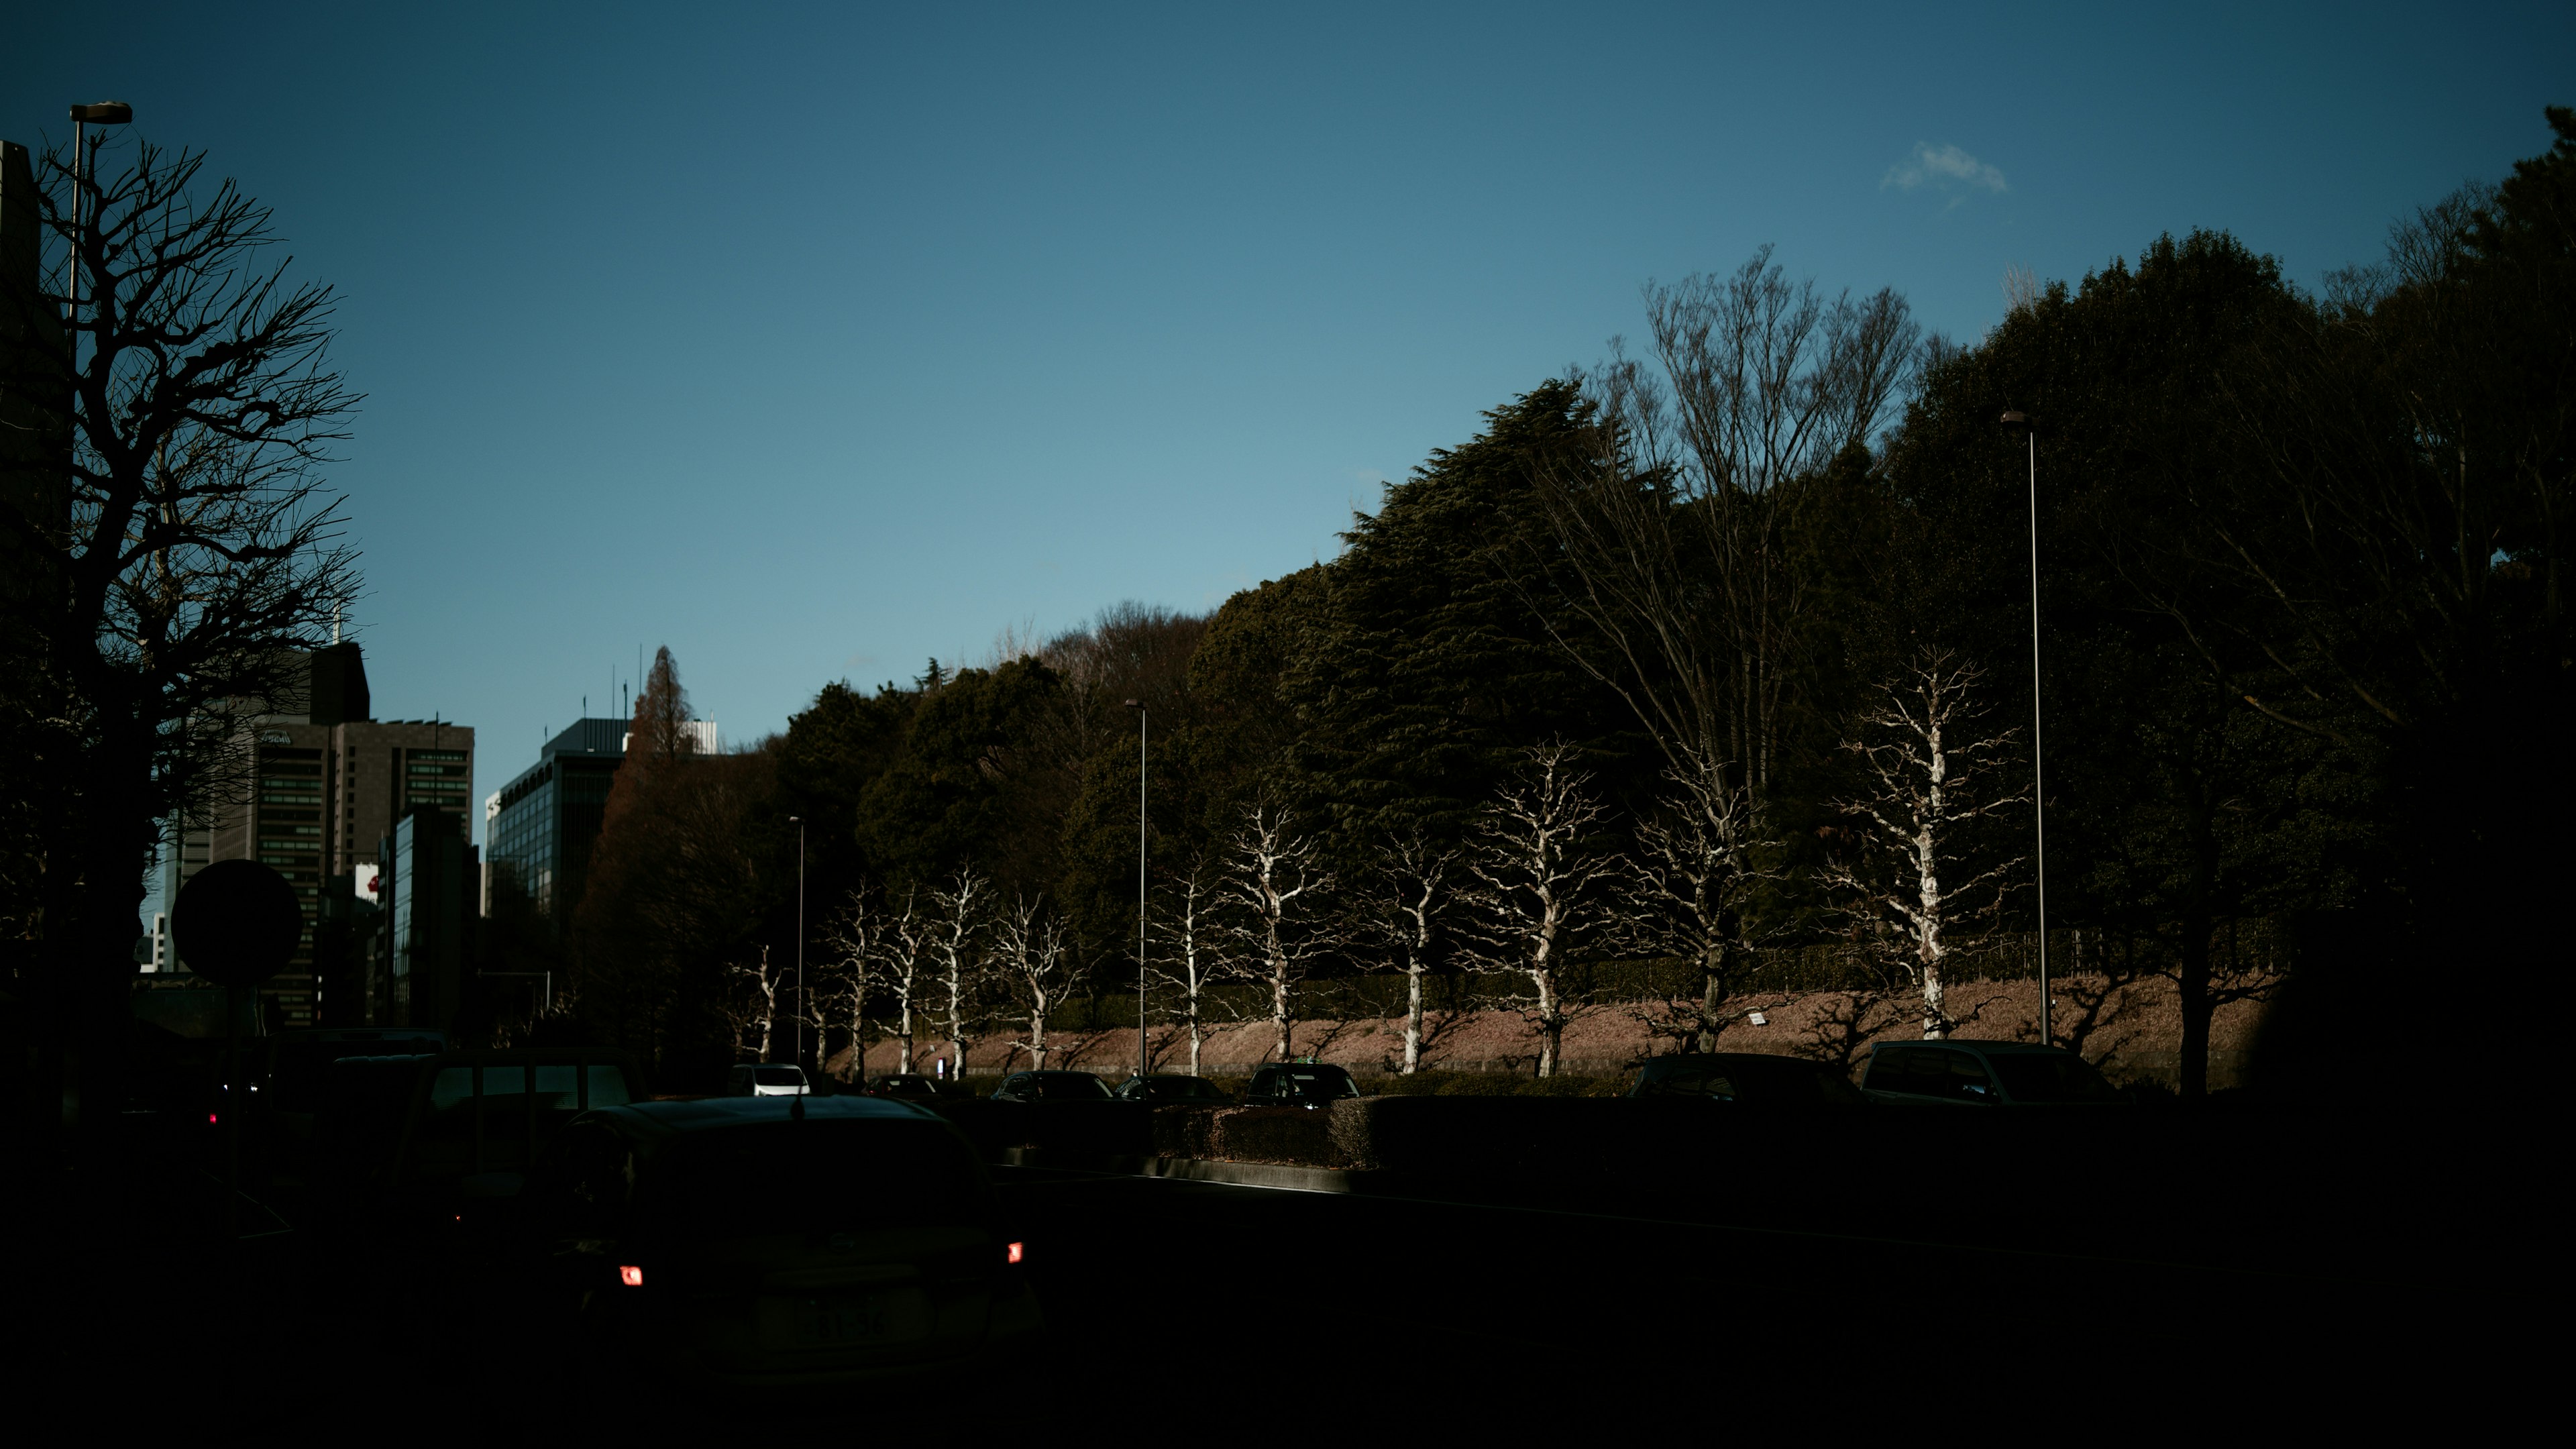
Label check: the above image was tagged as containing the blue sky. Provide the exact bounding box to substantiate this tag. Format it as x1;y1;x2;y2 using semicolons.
8;1;2569;853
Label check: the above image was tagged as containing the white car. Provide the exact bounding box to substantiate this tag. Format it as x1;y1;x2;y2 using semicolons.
728;1063;810;1097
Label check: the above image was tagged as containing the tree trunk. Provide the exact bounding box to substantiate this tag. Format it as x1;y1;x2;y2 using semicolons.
1919;941;1949;1040
1271;955;1292;1063
1030;992;1049;1069
1695;941;1724;1053
1403;963;1424;1073
2177;913;2213;1099
896;1002;913;1074
1534;968;1560;1077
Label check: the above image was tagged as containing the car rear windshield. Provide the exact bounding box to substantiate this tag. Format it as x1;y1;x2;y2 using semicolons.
428;1064;632;1113
1022;1075;1110;1099
653;1121;983;1241
1638;1066;1735;1099
268;1036;445;1114
752;1066;806;1087
1283;1071;1358;1099
1988;1053;2120;1104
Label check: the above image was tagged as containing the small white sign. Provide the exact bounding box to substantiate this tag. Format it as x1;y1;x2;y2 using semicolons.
353;865;382;904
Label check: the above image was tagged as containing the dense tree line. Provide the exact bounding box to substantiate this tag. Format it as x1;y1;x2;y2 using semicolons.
564;110;2569;1099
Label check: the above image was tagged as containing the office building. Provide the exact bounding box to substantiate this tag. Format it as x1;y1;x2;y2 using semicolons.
484;716;717;928
152;643;476;1028
371;806;471;1028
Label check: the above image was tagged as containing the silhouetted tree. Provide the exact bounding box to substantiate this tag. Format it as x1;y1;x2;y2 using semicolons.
0;132;359;1144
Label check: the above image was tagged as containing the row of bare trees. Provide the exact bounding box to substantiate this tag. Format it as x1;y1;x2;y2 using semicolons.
797;651;2025;1079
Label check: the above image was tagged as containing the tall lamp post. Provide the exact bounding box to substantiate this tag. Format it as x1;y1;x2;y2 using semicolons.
1124;700;1146;1083
788;814;806;1090
65;102;132;376
2000;411;2049;1046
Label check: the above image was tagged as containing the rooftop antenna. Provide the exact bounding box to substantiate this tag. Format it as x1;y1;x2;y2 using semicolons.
331;603;342;645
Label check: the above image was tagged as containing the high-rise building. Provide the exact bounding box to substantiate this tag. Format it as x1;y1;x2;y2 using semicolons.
484;717;717;928
484;718;626;928
152;643;476;1028
374;806;471;1028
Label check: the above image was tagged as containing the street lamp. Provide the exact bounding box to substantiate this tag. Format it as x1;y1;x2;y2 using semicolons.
1124;699;1146;1084
2000;410;2049;1047
65;102;132;370
788;814;806;1090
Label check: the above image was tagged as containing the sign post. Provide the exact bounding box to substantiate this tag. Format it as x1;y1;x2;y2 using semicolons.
172;859;303;1234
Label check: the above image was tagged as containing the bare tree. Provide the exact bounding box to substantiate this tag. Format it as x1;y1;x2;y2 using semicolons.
1625;758;1776;1052
0;134;360;1136
1358;830;1458;1075
724;945;788;1063
926;866;991;1080
1461;743;1628;1077
1216;803;1337;1066
1145;847;1236;1077
816;883;879;1081
1523;249;1921;804
994;893;1071;1069
1822;652;2027;1040
861;886;929;1076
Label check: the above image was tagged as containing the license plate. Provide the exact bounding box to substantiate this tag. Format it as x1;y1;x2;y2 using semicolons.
797;1292;898;1344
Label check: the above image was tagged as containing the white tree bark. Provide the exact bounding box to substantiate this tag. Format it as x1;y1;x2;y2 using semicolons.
725;944;784;1062
1463;744;1626;1077
1364;833;1455;1075
818;883;887;1081
1823;651;2027;1039
928;867;990;1081
1146;851;1235;1077
1625;752;1772;1051
1217;804;1336;1066
995;893;1069;1070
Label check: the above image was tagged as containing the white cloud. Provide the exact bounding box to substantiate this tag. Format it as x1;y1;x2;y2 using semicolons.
1883;142;2008;197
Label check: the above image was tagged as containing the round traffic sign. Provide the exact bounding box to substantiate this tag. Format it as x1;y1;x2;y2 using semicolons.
172;859;304;986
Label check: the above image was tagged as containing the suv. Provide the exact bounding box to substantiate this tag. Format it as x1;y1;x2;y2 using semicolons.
988;1071;1113;1103
1244;1063;1359;1110
1629;1053;1868;1107
728;1063;811;1097
1860;1041;2123;1106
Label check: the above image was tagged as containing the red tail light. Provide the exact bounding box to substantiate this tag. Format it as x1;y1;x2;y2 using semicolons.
1006;1241;1024;1265
619;1265;644;1287
207;1113;217;1124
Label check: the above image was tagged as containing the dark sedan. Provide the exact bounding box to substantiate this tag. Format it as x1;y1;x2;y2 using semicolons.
514;1096;1038;1388
1860;1041;2124;1106
1629;1052;1870;1106
987;1071;1113;1103
1112;1074;1232;1105
862;1073;968;1101
1243;1063;1360;1109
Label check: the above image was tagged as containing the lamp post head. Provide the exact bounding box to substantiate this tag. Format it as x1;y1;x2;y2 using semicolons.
1999;410;2033;431
1123;698;1142;711
70;102;133;125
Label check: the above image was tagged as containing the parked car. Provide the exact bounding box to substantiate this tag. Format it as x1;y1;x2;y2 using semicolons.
1628;1053;1870;1106
513;1096;1039;1389
862;1073;961;1101
1112;1074;1232;1105
987;1071;1113;1103
1243;1063;1359;1110
729;1063;812;1097
1860;1041;2123;1106
374;1050;651;1228
253;1027;451;1183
